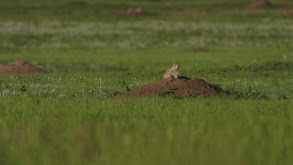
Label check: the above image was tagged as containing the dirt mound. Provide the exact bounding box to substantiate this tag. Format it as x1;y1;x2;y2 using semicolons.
0;60;48;74
225;1;272;8
119;8;151;17
116;77;226;98
246;1;272;8
284;11;293;17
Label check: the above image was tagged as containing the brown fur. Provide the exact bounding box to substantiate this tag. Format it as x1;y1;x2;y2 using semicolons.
163;64;179;79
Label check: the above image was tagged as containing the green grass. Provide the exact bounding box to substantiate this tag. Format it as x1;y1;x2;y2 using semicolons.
1;0;293;164
0;0;293;22
0;97;293;165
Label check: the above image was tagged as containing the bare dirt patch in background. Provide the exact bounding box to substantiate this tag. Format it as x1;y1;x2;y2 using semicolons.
0;60;48;74
118;8;152;17
284;11;293;17
224;1;293;9
116;77;226;98
225;1;273;8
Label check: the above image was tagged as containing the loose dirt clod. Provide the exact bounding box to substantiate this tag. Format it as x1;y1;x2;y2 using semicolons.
116;77;226;98
0;60;48;74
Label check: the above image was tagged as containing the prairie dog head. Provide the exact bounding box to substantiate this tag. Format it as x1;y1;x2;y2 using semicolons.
172;64;180;70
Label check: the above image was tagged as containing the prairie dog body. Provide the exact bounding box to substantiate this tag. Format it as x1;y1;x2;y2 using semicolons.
163;64;179;79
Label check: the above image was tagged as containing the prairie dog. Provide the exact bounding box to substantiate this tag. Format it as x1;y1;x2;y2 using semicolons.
163;64;179;79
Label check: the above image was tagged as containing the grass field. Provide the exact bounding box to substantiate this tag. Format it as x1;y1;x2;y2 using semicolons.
1;0;293;164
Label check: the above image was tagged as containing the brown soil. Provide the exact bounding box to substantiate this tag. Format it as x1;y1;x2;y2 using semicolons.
225;1;272;8
116;77;226;98
118;8;152;17
0;60;48;74
184;48;208;52
284;11;293;17
246;1;272;8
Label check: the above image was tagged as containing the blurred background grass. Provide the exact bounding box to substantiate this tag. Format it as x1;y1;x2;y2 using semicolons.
0;0;293;21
